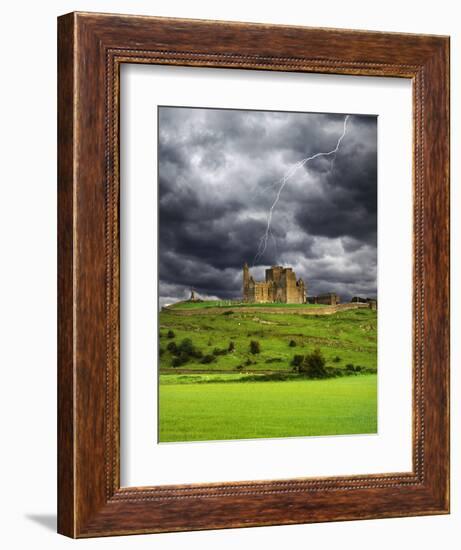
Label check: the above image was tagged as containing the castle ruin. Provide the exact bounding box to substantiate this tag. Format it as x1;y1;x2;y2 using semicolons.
242;263;306;304
308;293;340;306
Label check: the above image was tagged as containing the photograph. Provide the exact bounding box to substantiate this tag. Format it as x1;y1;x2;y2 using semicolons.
157;106;378;443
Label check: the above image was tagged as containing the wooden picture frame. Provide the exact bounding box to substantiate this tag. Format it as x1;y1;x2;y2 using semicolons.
57;12;450;538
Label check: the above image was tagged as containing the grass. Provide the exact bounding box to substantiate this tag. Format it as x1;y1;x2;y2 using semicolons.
158;301;377;442
159;374;377;442
159;305;377;372
159;373;252;385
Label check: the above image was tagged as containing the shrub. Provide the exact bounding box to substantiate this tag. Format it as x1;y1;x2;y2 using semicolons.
170;338;207;362
302;348;328;379
344;364;364;374
245;358;255;366
291;354;304;369
172;352;189;367
250;340;261;354
242;373;290;382
190;349;203;359
167;338;205;362
178;338;194;355
167;330;175;339
212;347;227;356
228;341;235;352
223;311;234;316
235;364;243;371
265;357;283;364
200;354;216;364
289;340;297;347
331;367;344;377
159;348;165;357
333;356;341;363
166;341;178;354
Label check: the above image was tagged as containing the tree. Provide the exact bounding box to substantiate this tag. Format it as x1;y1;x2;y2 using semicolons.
302;348;328;378
178;338;194;355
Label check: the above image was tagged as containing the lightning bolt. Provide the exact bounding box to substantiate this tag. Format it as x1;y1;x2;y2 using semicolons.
253;114;350;265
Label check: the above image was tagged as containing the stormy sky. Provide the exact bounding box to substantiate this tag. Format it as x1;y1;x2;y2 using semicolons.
158;106;377;307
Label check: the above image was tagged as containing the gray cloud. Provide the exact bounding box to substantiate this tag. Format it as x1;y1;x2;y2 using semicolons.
158;106;377;305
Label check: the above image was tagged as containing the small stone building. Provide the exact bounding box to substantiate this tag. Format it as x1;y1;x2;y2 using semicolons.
308;293;341;306
242;263;306;304
351;296;377;309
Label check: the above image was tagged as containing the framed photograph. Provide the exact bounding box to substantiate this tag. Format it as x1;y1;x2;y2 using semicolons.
57;12;450;537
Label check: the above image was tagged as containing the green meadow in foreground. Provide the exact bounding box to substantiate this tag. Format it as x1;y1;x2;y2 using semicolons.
158;301;377;442
159;375;377;442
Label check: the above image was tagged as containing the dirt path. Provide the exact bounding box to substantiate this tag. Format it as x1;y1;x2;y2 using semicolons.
159;369;283;375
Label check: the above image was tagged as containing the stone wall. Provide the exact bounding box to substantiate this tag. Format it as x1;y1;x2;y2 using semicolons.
308;293;341;305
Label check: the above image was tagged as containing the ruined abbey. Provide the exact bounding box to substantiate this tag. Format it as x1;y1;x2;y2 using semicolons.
243;263;307;304
175;266;377;310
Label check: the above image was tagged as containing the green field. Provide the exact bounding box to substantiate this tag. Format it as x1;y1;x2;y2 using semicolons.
159;375;377;442
158;301;377;442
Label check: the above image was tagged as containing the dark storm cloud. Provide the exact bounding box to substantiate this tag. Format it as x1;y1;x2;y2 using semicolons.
158;106;377;305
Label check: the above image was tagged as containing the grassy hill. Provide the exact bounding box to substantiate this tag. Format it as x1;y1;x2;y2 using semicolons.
160;301;377;372
158;301;377;442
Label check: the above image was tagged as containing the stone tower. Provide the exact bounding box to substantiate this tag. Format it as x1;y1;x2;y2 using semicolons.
243;262;250;302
